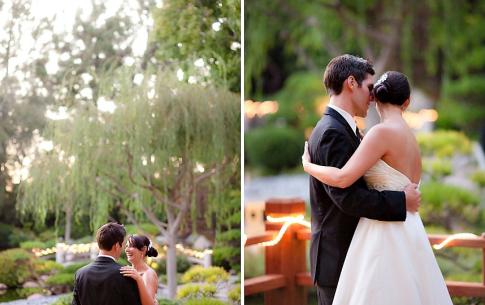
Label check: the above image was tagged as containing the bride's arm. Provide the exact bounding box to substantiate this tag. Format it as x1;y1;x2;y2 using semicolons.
303;125;389;188
121;266;158;305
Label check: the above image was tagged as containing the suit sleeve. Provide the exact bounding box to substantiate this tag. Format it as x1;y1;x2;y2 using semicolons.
317;128;406;221
122;277;143;305
71;272;80;305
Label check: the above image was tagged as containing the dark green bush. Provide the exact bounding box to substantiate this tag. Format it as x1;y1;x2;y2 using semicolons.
124;223;160;236
245;126;303;173
0;248;36;287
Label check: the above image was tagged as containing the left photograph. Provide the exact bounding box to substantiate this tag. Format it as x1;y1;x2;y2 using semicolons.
0;1;241;305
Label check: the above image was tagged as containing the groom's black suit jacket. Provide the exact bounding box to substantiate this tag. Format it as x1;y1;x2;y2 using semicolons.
72;256;142;305
308;107;406;288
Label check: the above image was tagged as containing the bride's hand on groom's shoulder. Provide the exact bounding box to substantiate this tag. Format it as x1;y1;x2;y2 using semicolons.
120;266;142;283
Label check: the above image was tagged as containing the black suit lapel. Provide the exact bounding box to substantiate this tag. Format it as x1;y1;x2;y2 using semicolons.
324;107;360;147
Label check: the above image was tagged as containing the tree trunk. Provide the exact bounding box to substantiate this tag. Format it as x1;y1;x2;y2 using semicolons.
65;204;72;243
166;234;177;299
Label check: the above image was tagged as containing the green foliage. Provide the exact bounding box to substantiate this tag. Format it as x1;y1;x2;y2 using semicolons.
435;99;485;132
243;248;264;279
422;158;452;178
181;266;229;284
471;171;485;187
33;260;63;276
268;72;327;131
124;223;160;236
420;182;481;229
20;241;47;250
245;126;303;173
176;283;217;300
157;299;180;305
417;130;472;157
0;249;36;287
184;298;228;305
154;256;192;275
16;287;44;298
45;273;75;289
63;261;89;274
212;189;240;273
228;286;241;305
51;294;73;305
152;0;240;92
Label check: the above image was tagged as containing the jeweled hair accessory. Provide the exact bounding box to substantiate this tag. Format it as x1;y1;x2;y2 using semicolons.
375;73;388;87
148;240;153;249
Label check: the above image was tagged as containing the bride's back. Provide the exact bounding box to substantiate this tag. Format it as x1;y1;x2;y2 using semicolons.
379;119;421;184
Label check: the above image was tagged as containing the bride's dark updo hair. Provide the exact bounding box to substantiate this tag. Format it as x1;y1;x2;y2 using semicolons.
128;235;158;257
372;71;410;106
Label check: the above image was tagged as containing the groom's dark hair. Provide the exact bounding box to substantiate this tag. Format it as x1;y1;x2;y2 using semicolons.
323;54;375;96
96;222;126;250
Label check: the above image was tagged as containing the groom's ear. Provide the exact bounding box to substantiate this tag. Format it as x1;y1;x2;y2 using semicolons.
345;76;355;91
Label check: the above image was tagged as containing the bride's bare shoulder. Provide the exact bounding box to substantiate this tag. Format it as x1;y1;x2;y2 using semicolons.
364;123;397;139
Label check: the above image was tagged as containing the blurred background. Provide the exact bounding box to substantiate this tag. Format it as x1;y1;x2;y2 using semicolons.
0;0;241;304
244;1;485;305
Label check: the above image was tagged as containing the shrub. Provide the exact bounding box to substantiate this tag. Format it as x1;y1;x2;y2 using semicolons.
0;248;36;287
417;130;472;157
181;266;229;284
471;170;485;187
245;126;303;173
51;294;73;305
228;286;241;305
20;241;47;250
422;158;452;178
176;283;217;300
33;260;63;275
184;298;228;305
154;256;192;275
45;273;75;290
16;287;44;298
63;261;89;273
157;299;180;305
420;182;481;228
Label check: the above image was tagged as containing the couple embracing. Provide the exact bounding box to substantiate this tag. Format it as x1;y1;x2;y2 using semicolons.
302;55;453;305
72;222;160;305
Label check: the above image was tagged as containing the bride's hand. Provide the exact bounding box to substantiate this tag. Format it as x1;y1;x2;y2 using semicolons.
120;266;143;283
302;141;311;169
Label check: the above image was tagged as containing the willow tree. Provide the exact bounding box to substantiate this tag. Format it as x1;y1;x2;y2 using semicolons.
18;69;240;298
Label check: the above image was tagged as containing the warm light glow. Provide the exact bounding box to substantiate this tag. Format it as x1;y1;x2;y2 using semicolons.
403;109;439;129
246;215;310;247
245;100;279;119
432;233;479;250
32;242;97;257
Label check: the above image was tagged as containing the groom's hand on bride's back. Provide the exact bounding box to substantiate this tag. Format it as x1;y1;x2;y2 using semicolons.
404;183;420;213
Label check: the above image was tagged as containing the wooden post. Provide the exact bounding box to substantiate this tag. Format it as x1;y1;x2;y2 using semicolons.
264;198;307;305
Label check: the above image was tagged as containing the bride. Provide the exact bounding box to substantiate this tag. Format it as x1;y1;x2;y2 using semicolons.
302;71;452;305
120;235;160;305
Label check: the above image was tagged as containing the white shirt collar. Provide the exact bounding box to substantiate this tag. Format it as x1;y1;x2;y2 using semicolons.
98;254;116;261
327;104;357;135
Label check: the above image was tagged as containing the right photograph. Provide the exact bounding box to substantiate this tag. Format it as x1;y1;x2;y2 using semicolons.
243;2;485;305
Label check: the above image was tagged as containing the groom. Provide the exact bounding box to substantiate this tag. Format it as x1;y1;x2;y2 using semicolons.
308;54;421;305
72;222;142;305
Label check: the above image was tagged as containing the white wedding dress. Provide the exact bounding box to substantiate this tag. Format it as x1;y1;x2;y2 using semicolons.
332;160;453;305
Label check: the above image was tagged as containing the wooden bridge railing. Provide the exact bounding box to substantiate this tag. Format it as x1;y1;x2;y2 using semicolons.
244;198;485;305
